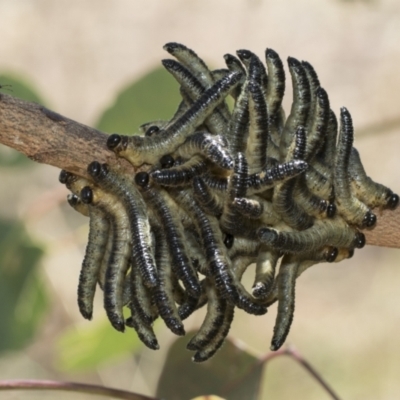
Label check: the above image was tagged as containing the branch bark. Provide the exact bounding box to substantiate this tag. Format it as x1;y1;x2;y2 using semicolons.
0;93;134;178
0;93;398;248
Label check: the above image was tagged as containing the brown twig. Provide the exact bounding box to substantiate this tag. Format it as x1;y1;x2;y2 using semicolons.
0;93;134;179
283;346;341;400
0;93;398;248
0;379;159;400
260;346;340;400
220;345;341;400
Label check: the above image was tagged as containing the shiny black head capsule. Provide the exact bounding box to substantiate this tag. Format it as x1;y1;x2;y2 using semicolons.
326;247;338;263
224;234;234;249
87;161;102;177
107;134;122;150
160;155;174;169
354;232;366;249
363;211;377;228
236;49;252;61
59;170;71;184
145;126;160;137
387;193;399;210
326;203;336;218
67;194;79;207
80;186;93;204
135;171;150;188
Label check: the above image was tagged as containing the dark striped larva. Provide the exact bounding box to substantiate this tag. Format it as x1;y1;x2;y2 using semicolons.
224;53;246;99
186;279;227;350
152;229;185;336
106;72;242;166
258;217;365;254
78;203;110;320
150;155;208;187
162;59;228;135
349;147;399;210
61;42;397;362
87;162;159;289
226;78;250;155
270;255;298;351
173;131;234;171
192;303;235;363
137;177;201;298
175;189;238;302
334;108;377;228
80;185;131;332
279;58;311;159
192;176;224;217
130;262;158;326
246;80;269;173
268;246;340;350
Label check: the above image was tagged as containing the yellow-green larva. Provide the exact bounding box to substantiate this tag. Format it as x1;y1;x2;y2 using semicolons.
80;185;130;332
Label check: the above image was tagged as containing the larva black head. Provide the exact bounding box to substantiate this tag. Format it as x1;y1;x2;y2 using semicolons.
174;156;184;166
224;234;234;249
236;49;252;61
325;247;338;263
287;56;302;69
159;154;174;169
223;53;241;67
67;194;79;207
258;228;278;244
363;211;377;228
80;186;93;204
326;203;336;218
87;161;108;179
145;125;160;137
135;171;150;188
265;48;279;60
386;193;399;210
59;170;71;184
107;133;122;150
354;231;366;249
163;42;184;53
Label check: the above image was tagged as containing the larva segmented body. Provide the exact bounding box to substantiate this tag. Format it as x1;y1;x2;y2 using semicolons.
107;72;242;166
152;229;185;336
140;182;201;298
78;205;110;320
89;163;159;290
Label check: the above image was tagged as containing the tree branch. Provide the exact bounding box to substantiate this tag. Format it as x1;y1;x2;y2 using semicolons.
0;379;159;400
0;93;398;248
0;93;134;178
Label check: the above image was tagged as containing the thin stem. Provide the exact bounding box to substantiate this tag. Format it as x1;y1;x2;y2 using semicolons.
0;379;159;400
220;345;341;400
284;346;342;400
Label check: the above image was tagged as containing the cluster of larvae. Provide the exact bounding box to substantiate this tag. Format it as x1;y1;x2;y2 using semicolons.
60;42;398;362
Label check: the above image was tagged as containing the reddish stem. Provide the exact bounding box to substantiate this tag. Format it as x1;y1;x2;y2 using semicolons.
0;379;160;400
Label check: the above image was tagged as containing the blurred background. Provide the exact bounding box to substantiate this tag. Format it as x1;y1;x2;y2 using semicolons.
0;0;399;399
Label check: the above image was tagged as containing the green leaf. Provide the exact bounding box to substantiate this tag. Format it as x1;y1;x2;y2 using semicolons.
0;219;47;353
56;312;152;371
156;331;264;400
95;67;181;135
0;73;48;167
